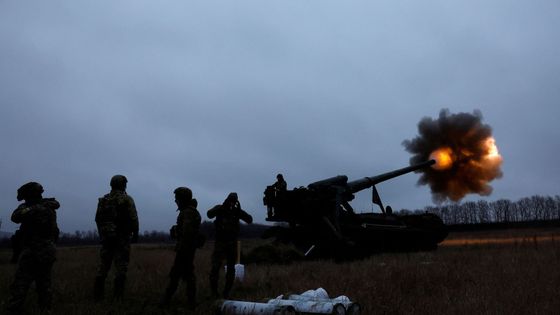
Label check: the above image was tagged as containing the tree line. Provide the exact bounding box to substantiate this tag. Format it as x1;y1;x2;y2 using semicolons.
0;221;271;248
3;194;560;247
399;194;560;225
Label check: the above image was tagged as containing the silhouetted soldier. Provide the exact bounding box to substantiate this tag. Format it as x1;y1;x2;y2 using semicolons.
272;174;287;192
208;192;253;298
265;174;287;218
7;182;60;314
94;175;139;301
160;187;201;309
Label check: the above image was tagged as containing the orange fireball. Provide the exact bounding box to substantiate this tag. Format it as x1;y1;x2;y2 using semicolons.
404;109;503;202
430;147;454;170
484;137;501;160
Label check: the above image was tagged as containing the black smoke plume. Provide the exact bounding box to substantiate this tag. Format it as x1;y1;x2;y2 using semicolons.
403;109;503;203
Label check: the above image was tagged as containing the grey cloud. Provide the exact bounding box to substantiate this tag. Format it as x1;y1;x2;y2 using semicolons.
1;0;559;233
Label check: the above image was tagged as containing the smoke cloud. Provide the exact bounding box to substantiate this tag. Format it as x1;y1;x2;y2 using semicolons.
403;109;503;203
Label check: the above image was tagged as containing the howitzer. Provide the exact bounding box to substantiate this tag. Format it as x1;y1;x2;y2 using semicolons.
262;160;447;259
347;159;435;194
301;159;436;213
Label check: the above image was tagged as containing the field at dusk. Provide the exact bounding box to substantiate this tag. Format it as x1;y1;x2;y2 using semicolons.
2;2;560;314
2;228;560;314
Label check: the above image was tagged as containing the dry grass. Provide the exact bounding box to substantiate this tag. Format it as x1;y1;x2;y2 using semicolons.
2;230;560;314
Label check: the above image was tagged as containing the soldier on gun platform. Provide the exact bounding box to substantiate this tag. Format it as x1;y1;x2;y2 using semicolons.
272;174;287;192
266;174;287;218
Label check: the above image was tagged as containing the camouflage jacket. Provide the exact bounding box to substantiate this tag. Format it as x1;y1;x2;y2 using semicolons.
95;190;139;239
175;205;201;251
11;198;60;247
207;203;253;241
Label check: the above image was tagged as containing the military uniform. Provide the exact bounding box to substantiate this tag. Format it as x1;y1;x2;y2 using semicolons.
267;174;287;218
10;229;23;264
7;183;59;314
94;175;139;301
272;175;287;192
161;190;201;308
208;193;252;298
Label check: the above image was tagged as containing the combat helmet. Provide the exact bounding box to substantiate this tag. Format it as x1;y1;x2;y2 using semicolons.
17;182;44;201
110;175;128;190
174;187;193;201
225;192;238;203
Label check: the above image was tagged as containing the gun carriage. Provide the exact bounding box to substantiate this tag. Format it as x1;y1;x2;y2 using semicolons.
263;160;448;259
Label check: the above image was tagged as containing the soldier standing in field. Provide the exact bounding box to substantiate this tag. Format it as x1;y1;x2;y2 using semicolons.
207;192;253;299
93;175;139;302
160;187;202;309
7;182;60;314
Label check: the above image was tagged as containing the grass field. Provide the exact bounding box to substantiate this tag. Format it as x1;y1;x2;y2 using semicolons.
1;228;560;314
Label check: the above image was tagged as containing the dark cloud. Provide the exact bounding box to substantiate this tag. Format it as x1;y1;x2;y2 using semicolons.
403;109;503;203
1;1;560;233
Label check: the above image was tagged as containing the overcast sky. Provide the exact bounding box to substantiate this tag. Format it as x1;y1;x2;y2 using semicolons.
1;1;559;234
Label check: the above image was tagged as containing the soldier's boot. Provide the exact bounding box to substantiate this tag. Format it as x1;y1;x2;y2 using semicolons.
223;269;235;299
209;270;219;298
113;275;126;300
159;278;179;308
209;284;219;298
93;276;105;302
37;285;53;313
7;275;31;315
186;289;197;310
186;276;197;310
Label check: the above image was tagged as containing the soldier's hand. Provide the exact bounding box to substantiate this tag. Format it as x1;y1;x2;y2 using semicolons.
17;205;37;216
131;232;139;243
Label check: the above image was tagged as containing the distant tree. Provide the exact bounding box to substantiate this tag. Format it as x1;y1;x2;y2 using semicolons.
411;194;560;225
544;196;557;220
424;206;440;218
531;195;547;220
476;200;491;223
492;199;512;223
439;205;450;224
556;195;560;219
450;203;462;225
462;202;478;224
398;209;414;215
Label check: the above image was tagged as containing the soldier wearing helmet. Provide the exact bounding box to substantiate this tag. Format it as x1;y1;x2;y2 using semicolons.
93;175;139;301
160;187;202;309
272;174;287;192
7;182;60;314
265;174;287;218
207;192;253;298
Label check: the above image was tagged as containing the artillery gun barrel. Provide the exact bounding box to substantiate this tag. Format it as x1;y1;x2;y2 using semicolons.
347;160;435;193
308;175;349;189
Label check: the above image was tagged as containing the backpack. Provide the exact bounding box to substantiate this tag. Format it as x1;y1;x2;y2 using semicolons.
95;196;118;239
